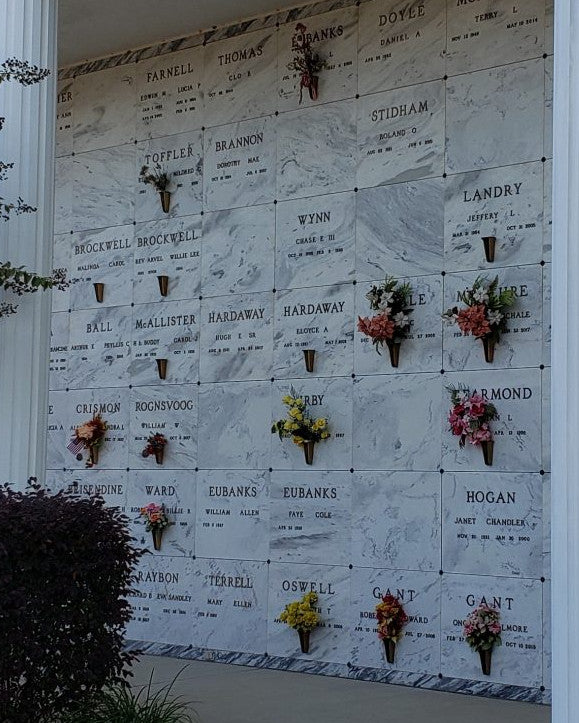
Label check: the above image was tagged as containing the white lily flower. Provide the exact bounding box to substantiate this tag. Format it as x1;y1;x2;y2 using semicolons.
393;311;409;327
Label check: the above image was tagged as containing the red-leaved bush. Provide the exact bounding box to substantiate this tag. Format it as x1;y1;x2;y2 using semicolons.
0;483;141;723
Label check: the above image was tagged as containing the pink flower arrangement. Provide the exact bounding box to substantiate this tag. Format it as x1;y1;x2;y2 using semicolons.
357;276;413;354
463;603;502;652
448;386;498;447
139;503;170;532
455;304;491;338
357;312;395;342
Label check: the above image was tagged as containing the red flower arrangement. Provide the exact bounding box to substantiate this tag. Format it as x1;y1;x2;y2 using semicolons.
375;593;408;664
288;23;326;103
448;386;498;465
68;414;107;468
141;433;167;465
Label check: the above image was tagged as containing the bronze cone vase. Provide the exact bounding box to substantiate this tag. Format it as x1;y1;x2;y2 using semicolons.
157;275;169;297
303;349;316;373
479;648;492;676
154;448;164;465
383;638;396;664
481;440;494;466
88;446;99;466
386;339;401;368
93;283;104;303
303;440;315;466
482;336;495;363
159;190;171;213
152;528;163;551
308;75;319;101
156;358;168;380
298;629;310;654
482;236;496;263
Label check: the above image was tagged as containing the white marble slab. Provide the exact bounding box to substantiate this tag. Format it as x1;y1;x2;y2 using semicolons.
358;80;445;188
194;559;268;654
49;312;70;391
545;0;553;55
268;562;351;663
356;178;444;280
278;7;358;111
351;568;441;673
133;215;202;305
130;300;199;386
72;144;136;232
442;472;543;578
542;583;550;690
127;556;197;646
45;468;128;510
355;274;443;375
442;368;542;472
275;192;356;290
444;162;544;271
73;64;136;153
195;470;270;561
272;377;353;470
197;381;271;469
52;234;72;312
126;469;196;556
445;59;545;174
273;283;355;379
47;388;130;470
542;473;550;580
270;470;351;565
544;56;553;160
204;28;277;126
54;156;74;235
446;0;545;75
358;0;446;96
351;471;441;571
542;264;551;368
70;225;134;310
56;78;74;157
541;367;550;473
201;204;275;296
68;305;132;389
443;267;543;371
135;131;203;222
128;386;197;470
277;100;356;200
353;373;442;470
204;115;276;211
199;292;273;382
441;574;543;687
543;159;552;262
136;47;204;140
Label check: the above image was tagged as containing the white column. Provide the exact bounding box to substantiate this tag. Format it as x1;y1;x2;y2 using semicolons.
0;0;57;487
551;0;579;718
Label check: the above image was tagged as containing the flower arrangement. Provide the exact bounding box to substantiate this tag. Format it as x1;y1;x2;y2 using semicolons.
375;593;408;663
139;503;170;551
139;164;172;212
443;275;516;363
287;23;327;103
68;414;107;468
141;433;168;465
279;591;320;653
271;388;330;465
463;603;502;675
357;276;413;367
447;385;498;466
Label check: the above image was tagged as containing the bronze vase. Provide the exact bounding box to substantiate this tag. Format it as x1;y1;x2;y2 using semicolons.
154;448;164;465
308;75;319;101
480;440;494;466
156;358;168;380
383;638;396;664
479;648;492;676
152;528;163;551
157;275;169;297
298;629;310;654
482;336;495;363
386;339;401;368
88;446;99;466
303;349;316;373
303;440;315;466
93;283;104;303
482;236;496;263
159;191;171;213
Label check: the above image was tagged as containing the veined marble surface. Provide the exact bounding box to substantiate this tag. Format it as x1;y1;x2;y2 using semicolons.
202;205;275;297
49;312;70;391
543;160;552;261
73;64;136;153
358;80;445;188
56;78;74;157
277;100;356;200
278;7;358;112
52;234;72;312
54;156;74;236
544;56;553;160
351;471;441;571
358;0;446;96
542;473;550;580
445;59;544;174
195;470;270;561
542;264;551;368
356;178;444;280
541;367;550;473
275;191;356;290
45;467;128;510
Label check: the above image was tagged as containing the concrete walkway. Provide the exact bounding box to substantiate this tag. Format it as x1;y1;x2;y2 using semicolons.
132;655;550;723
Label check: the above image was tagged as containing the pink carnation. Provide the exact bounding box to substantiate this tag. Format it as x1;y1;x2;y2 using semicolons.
357;313;395;342
456;304;491;339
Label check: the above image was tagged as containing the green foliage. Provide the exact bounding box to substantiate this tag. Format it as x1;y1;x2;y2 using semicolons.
139;165;170;192
0;261;69;318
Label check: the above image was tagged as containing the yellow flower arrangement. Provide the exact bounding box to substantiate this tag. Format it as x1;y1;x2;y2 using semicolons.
271;388;331;448
279;591;320;631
